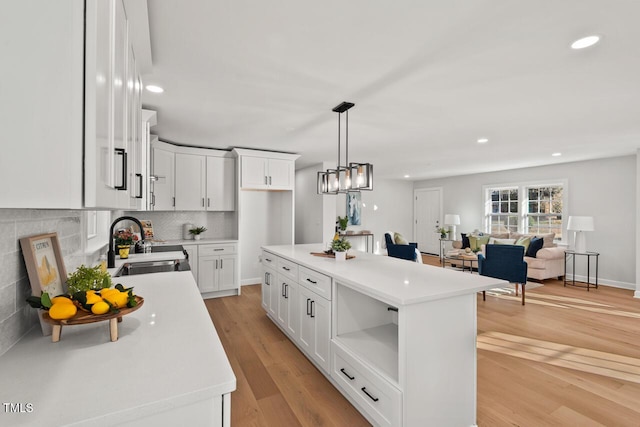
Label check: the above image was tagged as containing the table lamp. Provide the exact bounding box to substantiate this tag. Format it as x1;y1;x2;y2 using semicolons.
444;214;461;241
567;216;594;253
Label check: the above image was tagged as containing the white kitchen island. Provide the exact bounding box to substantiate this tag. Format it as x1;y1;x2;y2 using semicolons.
0;271;236;426
261;244;506;427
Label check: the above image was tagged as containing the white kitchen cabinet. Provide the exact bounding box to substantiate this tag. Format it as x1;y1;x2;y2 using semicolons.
150;139;176;210
261;262;276;313
276;276;299;339
175;153;206;210
233;149;298;191
0;0;150;209
298;285;331;372
207;156;235;211
198;243;238;295
137;109;157;210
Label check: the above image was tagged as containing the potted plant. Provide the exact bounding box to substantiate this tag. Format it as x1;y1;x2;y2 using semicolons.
437;227;448;239
114;229;138;259
66;265;113;295
330;237;352;261
189;226;207;240
337;216;349;232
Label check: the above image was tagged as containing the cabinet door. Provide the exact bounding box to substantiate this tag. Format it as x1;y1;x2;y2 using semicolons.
217;255;237;291
206;156;235;211
261;268;274;311
311;295;331;372
241;156;268;189
198;256;218;293
267;158;294;190
285;280;299;338
175;153;206;211
182;244;198;283
151;146;175;210
269;270;279;317
298;286;314;355
112;0;128;196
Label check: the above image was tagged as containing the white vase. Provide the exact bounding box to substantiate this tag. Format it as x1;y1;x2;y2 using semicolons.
194;234;201;241
335;251;347;261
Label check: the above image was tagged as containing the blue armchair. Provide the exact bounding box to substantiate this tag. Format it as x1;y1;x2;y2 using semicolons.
384;233;419;262
478;244;528;305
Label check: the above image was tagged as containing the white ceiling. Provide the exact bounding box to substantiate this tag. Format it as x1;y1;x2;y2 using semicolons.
141;0;640;181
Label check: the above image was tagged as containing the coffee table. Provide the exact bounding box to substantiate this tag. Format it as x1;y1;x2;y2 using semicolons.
443;252;478;273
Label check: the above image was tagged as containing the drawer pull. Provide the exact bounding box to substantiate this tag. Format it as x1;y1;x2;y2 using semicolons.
340;368;355;381
282;266;291;271
265;258;272;262
306;278;317;284
214;248;224;251
361;387;379;402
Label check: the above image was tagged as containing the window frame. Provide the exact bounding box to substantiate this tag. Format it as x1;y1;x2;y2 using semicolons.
482;179;568;241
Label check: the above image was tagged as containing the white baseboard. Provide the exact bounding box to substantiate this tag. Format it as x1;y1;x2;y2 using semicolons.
241;277;261;286
634;290;640;299
569;274;635;290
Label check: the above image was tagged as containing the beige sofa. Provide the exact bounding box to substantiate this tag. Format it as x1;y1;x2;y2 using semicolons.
452;232;565;281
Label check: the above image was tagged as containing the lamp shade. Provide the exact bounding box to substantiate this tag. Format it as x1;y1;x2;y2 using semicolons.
567;216;594;231
444;214;460;225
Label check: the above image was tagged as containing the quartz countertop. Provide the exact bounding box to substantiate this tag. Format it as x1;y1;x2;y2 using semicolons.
0;271;236;426
263;244;507;306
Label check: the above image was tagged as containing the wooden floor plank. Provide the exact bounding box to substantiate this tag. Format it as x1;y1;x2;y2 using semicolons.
205;255;640;426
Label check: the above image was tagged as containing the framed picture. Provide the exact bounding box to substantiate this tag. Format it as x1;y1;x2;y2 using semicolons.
20;233;67;335
347;192;362;226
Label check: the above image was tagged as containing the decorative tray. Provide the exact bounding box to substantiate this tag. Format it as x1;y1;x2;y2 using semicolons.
310;252;356;260
41;296;144;343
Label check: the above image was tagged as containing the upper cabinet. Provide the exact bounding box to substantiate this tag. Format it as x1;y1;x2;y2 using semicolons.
0;0;151;209
233;149;300;191
149;141;235;212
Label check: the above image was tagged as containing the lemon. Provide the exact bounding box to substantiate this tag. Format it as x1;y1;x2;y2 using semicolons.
49;303;77;320
91;301;110;315
100;288;118;298
51;296;73;305
86;293;103;305
103;291;129;308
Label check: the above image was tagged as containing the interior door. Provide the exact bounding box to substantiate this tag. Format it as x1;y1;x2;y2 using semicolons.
414;188;442;255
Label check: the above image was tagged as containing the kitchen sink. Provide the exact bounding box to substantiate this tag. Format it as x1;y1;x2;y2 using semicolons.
114;259;190;277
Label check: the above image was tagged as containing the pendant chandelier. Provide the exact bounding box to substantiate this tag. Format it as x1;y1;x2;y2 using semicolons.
317;102;373;194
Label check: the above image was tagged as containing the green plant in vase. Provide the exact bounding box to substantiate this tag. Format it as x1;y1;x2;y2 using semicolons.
337;216;349;232
189;226;207;240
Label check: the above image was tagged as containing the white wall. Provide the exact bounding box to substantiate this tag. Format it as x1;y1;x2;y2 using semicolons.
414;155;636;289
295;163;337;247
335;179;415;254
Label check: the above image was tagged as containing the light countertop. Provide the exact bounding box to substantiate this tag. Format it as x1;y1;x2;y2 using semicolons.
0;271;236;426
263;244;507;306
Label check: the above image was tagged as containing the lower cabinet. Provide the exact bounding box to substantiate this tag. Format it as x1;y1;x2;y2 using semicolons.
261;265;275;313
298;285;331;373
275;275;298;338
183;241;238;297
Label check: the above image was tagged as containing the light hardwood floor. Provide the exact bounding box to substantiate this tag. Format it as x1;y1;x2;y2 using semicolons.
205;255;640;426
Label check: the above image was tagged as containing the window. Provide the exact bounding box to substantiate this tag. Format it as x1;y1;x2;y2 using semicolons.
486;187;519;233
525;185;563;239
483;181;566;241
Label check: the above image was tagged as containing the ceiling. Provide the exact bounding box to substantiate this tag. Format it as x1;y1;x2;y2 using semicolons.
141;0;640;181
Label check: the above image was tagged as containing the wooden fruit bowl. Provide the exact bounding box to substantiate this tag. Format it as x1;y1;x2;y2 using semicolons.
42;296;144;343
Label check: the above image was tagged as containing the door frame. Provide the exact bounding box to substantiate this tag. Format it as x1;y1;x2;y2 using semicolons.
413;187;443;254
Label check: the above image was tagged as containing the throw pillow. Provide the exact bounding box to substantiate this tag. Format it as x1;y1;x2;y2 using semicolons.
535;232;555;248
469;235;490;251
514;236;531;253
394;232;408;245
526;236;544;257
461;233;470;249
490;238;516;245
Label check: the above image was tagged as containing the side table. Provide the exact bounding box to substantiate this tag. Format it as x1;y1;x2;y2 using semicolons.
439;238;455;267
564;250;599;291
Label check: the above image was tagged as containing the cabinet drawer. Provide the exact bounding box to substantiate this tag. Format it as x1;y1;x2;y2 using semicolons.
199;244;237;256
261;250;278;269
299;266;332;300
332;343;402;427
277;257;298;281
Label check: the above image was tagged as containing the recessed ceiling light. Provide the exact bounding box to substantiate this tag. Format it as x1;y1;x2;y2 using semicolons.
571;35;600;49
404;174;410;178
477;138;489;144
146;85;164;93
552;152;562;157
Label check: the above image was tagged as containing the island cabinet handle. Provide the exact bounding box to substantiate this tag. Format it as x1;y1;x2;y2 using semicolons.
214;248;224;251
282;283;286;297
306;298;311;315
264;272;270;285
310;300;315;318
306;278;317;284
340;368;355;381
282;266;290;271
361;387;379;402
284;284;289;299
265;258;272;263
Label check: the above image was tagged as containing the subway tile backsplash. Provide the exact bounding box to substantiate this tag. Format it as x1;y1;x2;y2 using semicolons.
0;209;86;357
124;211;237;241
